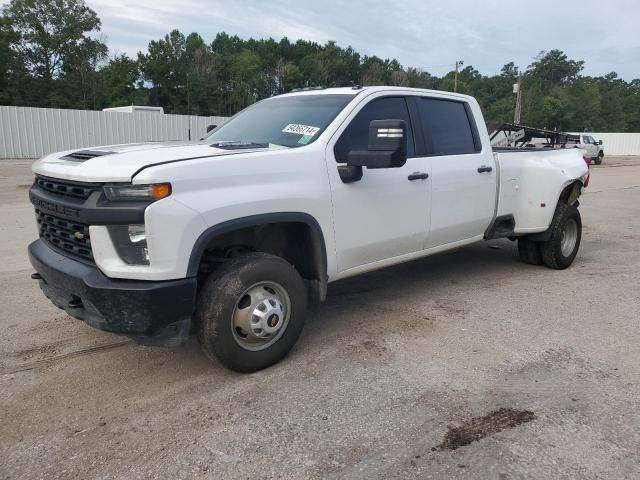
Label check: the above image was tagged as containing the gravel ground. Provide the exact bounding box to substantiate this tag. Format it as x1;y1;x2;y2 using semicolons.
1;156;639;480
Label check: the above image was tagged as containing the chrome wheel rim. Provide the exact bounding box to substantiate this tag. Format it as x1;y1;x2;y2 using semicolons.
231;281;291;351
561;218;578;257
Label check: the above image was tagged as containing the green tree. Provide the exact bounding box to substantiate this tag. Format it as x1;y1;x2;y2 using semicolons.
624;79;640;131
184;33;220;115
138;29;188;113
0;15;18;103
282;63;303;92
406;67;437;89
58;37;108;108
98;54;140;107
521;50;585;129
2;0;105;106
2;15;639;133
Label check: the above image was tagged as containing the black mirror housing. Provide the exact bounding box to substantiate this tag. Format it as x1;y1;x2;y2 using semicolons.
347;119;408;169
598;140;603;145
367;119;407;153
206;124;217;133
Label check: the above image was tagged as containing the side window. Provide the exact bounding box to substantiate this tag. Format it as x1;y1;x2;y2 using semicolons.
334;97;415;163
417;98;477;155
582;135;590;144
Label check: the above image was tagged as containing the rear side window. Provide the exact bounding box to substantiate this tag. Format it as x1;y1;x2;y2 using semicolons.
334;97;415;162
417;98;477;155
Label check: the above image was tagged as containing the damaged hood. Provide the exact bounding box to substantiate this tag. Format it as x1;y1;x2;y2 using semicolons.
31;141;287;183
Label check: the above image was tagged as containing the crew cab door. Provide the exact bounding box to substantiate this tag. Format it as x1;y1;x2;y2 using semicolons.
326;95;431;273
582;135;597;157
412;97;496;248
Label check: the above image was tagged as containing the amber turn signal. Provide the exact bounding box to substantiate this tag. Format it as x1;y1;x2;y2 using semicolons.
150;183;171;199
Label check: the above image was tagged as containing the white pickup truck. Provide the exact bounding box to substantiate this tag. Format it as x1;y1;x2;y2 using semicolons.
578;134;605;165
28;86;589;372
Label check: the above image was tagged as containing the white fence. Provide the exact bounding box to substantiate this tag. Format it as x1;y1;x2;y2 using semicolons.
577;133;640;156
0;105;228;159
1;105;639;158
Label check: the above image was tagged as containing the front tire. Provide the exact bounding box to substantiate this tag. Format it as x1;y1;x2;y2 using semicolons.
540;203;582;269
595;152;603;165
195;253;307;372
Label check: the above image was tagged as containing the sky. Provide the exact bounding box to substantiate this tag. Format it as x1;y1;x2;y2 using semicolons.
61;0;640;80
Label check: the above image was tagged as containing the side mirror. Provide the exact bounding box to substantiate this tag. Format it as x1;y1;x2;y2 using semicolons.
598;140;602;145
206;124;217;133
347;119;408;169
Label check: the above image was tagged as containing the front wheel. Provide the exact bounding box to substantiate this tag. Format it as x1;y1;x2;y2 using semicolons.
594;152;603;165
540;203;582;269
195;253;307;372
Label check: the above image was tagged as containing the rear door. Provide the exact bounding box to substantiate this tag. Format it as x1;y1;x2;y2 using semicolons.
582;135;597;157
326;95;432;272
413;97;496;248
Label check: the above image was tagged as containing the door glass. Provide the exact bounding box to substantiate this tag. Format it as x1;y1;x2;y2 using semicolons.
417;98;476;155
334;97;415;162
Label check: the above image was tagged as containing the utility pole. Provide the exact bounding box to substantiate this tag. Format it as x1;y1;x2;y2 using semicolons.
454;60;464;92
513;74;523;124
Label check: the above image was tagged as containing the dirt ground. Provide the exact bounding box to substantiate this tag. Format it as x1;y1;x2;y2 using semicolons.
1;156;639;479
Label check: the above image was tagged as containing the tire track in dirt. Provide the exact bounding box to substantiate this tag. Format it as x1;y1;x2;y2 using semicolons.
1;340;132;374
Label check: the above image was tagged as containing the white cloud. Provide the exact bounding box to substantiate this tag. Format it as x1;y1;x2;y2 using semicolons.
67;0;640;79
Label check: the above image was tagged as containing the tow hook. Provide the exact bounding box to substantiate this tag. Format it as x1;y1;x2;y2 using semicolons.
68;296;83;309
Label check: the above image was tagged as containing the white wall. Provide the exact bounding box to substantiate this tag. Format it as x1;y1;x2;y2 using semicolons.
572;132;640;156
0;105;228;159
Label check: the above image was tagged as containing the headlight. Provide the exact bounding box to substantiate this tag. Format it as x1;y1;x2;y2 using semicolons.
103;183;171;201
107;225;149;265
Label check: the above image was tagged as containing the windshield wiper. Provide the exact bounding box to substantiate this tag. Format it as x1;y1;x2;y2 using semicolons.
210;141;269;150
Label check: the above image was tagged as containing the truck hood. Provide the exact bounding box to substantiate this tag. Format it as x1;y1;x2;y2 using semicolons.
31;142;288;183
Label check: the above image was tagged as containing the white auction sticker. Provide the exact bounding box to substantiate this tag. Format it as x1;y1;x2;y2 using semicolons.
282;124;320;136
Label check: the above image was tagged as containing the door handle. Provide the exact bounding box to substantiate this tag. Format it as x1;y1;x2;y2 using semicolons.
408;172;429;181
477;165;493;173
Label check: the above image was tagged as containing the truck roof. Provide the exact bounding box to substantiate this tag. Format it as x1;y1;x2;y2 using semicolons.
279;85;474;102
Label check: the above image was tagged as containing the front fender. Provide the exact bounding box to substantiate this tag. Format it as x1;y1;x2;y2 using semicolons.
186;212;328;296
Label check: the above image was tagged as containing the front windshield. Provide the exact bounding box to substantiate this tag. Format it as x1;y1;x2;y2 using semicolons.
204;94;355;148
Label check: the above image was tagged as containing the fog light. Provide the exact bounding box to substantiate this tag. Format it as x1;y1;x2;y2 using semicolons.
107;225;150;265
128;225;147;243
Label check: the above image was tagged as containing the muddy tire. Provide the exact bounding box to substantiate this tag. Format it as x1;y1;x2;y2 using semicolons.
540;203;582;270
517;237;542;265
195;252;307;372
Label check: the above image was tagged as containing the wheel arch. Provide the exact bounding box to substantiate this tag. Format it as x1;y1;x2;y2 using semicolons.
557;179;583;206
527;179;583;242
187;212;328;301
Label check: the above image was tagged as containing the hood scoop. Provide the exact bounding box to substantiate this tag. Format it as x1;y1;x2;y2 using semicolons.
61;150;113;162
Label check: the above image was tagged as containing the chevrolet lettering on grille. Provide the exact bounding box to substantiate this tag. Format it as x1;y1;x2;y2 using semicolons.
29;193;81;218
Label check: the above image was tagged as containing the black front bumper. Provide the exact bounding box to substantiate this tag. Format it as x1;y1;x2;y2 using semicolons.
28;239;197;346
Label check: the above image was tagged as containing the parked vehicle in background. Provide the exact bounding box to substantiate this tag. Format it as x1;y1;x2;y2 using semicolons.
580;134;605;164
28;87;589;372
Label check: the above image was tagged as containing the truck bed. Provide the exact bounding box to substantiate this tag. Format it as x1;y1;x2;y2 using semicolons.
494;147;588;234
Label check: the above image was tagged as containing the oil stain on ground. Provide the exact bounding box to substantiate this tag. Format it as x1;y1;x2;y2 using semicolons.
435;408;535;450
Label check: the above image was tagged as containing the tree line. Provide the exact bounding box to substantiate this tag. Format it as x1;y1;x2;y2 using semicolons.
2;0;639;132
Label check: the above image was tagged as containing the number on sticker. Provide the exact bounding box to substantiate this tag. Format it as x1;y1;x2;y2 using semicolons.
282;124;320;137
